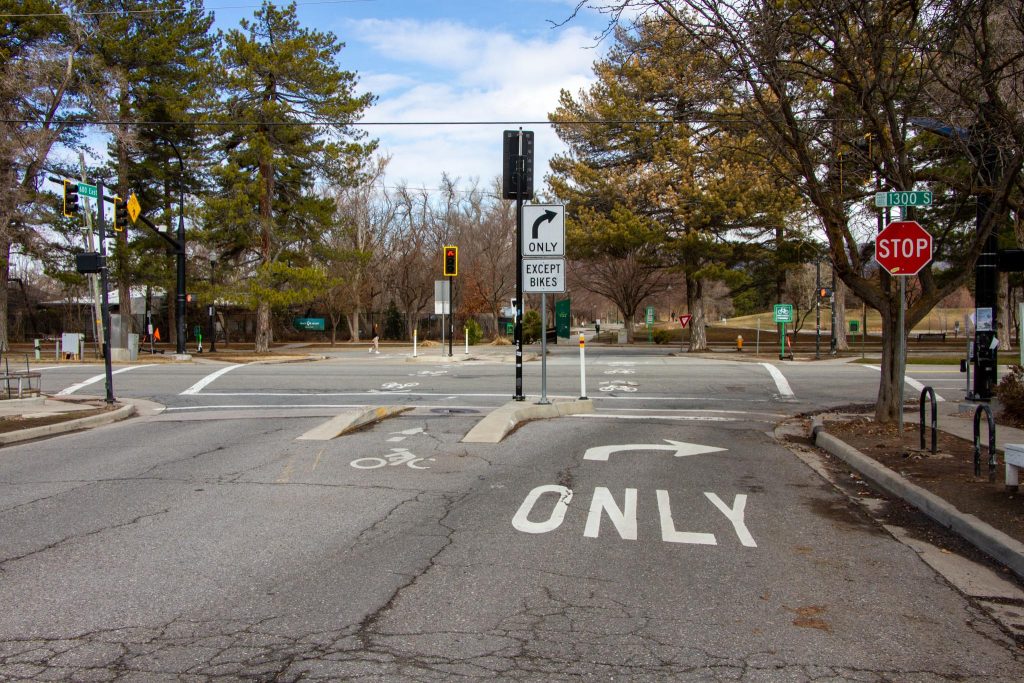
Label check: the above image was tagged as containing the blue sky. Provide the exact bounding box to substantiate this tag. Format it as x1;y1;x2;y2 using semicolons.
208;0;614;192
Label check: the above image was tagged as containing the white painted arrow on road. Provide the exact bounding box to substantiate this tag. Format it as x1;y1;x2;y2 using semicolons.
583;440;727;462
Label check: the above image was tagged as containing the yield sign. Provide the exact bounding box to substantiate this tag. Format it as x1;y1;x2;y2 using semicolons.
875;220;932;275
678;314;692;328
583;440;727;462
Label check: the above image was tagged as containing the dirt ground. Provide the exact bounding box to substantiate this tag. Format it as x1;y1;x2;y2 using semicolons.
822;414;1024;545
0;407;108;434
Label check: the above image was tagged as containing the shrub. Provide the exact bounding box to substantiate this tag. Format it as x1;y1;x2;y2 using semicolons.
652;328;672;345
995;364;1024;426
465;318;483;345
523;310;542;344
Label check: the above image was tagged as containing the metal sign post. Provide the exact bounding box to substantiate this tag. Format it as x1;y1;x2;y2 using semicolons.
539;294;549;404
96;182;114;405
505;130;534;401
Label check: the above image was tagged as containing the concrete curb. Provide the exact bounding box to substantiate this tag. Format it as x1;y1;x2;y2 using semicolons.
296;405;410;440
0;402;137;447
811;416;1024;581
462;398;594;444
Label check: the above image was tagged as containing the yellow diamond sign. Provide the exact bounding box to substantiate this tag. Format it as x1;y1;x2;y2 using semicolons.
127;192;141;223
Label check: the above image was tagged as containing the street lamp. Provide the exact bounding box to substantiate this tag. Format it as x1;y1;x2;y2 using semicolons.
209;257;217;352
165;138;187;356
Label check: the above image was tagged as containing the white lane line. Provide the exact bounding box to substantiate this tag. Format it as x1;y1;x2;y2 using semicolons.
574;414;737;422
180;363;244;395
193;391;766;403
865;365;945;401
55;364;156;396
760;363;795;398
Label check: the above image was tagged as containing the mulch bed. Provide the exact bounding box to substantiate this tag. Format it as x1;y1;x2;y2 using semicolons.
824;416;1024;544
0;408;108;434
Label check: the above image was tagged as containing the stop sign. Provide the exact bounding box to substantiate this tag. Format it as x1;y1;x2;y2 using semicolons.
875;220;932;275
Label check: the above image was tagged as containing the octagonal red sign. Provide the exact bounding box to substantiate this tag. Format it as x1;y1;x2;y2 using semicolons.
875;220;932;275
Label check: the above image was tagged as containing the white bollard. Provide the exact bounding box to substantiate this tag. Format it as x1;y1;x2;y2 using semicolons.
465;327;469;354
579;332;587;399
413;328;418;357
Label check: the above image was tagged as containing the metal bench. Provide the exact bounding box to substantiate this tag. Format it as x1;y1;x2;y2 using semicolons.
915;332;947;342
1;353;41;399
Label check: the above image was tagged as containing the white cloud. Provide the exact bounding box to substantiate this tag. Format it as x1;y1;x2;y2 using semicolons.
347;18;601;190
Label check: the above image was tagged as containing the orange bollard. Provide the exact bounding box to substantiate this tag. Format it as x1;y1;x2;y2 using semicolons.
736;335;744;352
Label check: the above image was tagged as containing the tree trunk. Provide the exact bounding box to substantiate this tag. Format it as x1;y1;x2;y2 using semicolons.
874;306;903;422
346;308;361;342
998;271;1011;352
0;237;9;352
255;300;271;352
686;274;707;351
833;277;848;351
256;141;275;353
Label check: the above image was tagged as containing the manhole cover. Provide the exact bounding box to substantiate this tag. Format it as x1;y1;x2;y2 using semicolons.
429;408;480;415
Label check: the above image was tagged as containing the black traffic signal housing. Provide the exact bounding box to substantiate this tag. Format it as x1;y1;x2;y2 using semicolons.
818;287;833;300
63;180;80;216
443;245;458;277
113;199;130;232
75;252;104;274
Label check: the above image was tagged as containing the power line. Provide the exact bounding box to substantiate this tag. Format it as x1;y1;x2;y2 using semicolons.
1;117;803;128
0;0;374;19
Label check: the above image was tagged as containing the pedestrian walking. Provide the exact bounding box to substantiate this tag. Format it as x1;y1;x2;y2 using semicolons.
370;324;380;354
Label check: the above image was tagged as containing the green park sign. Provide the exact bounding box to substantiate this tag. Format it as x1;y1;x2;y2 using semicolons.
294;317;325;331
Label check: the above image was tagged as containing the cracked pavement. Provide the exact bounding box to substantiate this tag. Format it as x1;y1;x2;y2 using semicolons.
2;359;1024;680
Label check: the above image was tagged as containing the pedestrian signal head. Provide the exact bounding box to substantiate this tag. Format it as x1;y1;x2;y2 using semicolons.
443;245;458;277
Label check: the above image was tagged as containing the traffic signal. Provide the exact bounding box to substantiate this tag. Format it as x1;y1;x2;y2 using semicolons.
63;180;80;216
186;293;196;304
443;245;458;277
818;287;833;299
113;200;130;232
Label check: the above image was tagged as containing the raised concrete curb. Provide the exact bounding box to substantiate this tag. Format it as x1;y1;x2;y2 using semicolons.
462;398;594;444
0;402;136;446
296;405;410;441
811;416;1024;581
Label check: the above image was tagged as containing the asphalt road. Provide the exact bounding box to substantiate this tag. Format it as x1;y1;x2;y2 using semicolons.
1;347;1020;680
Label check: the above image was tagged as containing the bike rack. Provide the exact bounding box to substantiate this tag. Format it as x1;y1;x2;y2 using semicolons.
973;403;997;482
919;386;937;454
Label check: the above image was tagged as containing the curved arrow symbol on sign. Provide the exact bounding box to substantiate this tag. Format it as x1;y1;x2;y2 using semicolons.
583;439;727;462
531;209;557;239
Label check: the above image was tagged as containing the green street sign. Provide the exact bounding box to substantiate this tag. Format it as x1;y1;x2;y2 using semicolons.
77;182;98;199
849;320;860;333
773;304;793;324
645;305;655;326
294;317;325;331
874;191;932;208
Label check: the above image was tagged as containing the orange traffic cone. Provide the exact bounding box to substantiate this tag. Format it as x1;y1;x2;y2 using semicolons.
154;327;161;342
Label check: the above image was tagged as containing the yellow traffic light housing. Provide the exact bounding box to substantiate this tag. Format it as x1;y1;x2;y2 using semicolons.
63;180;80;216
443;245;458;277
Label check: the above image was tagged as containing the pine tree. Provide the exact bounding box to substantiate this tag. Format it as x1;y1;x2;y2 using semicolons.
207;1;374;352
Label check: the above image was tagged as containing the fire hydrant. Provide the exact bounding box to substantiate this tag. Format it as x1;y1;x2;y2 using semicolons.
736;335;743;352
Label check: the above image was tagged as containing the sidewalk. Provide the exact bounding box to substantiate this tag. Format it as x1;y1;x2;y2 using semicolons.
813;400;1024;582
